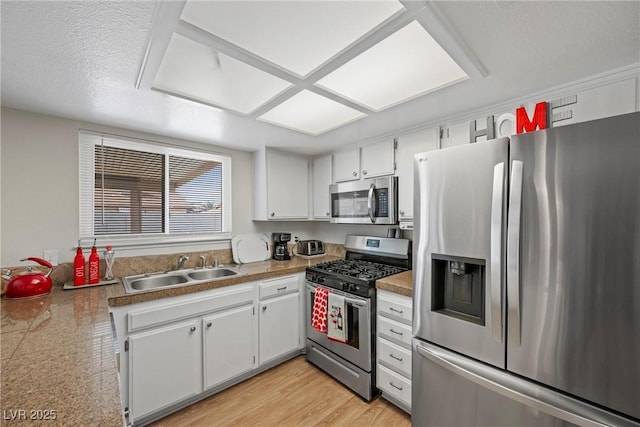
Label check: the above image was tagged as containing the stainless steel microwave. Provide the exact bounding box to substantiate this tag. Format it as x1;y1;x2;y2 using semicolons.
329;176;398;224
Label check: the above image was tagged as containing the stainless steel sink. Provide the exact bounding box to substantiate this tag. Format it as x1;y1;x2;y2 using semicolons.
187;268;238;281
122;267;245;294
129;274;190;291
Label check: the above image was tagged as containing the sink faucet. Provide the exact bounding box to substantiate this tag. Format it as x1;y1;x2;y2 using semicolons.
177;255;189;270
199;255;206;269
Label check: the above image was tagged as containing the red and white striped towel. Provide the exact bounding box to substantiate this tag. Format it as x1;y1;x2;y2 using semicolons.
311;287;329;333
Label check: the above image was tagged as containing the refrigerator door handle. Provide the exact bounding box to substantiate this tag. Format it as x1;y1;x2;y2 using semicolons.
507;160;523;346
490;162;505;343
414;342;632;427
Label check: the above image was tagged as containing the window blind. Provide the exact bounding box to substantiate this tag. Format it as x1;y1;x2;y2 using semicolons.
94;145;164;235
168;155;223;233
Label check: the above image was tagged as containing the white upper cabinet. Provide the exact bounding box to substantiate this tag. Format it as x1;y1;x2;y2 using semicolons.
442;120;470;149
253;148;310;220
361;139;395;178
396;127;439;222
312;154;332;220
333;139;395;182
333;147;360;182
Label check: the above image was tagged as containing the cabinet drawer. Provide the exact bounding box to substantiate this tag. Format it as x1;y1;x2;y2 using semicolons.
259;275;298;300
377;364;411;408
378;290;412;325
377;316;412;349
377;338;412;378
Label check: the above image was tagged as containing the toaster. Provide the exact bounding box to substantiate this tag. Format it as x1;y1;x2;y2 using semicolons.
297;240;325;256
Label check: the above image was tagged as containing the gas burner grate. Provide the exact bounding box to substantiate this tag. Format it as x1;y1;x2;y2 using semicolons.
312;259;406;282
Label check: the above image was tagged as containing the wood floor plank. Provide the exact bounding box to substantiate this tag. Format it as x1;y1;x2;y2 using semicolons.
151;356;411;427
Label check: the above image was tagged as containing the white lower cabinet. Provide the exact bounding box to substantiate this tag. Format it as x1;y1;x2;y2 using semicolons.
111;277;305;426
258;275;301;365
129;319;202;420
203;304;256;390
376;289;413;413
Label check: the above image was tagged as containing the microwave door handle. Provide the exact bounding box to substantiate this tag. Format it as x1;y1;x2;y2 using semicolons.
367;183;377;223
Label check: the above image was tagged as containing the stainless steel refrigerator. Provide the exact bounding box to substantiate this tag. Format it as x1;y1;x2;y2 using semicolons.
412;112;640;426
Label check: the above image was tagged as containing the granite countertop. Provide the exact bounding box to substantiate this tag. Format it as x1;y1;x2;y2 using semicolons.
106;255;339;307
0;255;337;426
376;270;413;297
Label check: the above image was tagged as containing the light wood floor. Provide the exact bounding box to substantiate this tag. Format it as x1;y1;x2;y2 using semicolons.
151;356;411;427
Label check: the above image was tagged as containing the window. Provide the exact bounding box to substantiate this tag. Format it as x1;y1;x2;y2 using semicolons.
79;131;232;244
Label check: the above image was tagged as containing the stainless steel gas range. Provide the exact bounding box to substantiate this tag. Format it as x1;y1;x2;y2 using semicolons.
305;235;411;400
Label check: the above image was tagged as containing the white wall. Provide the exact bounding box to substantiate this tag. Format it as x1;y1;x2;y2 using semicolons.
0;108;259;266
0;108;374;267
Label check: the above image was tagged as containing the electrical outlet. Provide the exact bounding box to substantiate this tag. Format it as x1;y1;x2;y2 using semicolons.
43;249;58;266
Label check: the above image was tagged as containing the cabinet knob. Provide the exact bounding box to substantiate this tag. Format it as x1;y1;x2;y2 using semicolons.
362;170;367;175
352;171;357;176
262;306;267;311
190;326;196;332
206;322;212;328
400;210;405;215
270;212;275;217
326;212;330;216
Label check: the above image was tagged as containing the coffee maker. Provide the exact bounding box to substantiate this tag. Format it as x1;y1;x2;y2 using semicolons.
272;232;291;261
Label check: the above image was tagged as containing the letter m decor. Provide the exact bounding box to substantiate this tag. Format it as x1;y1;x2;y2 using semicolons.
515;102;547;134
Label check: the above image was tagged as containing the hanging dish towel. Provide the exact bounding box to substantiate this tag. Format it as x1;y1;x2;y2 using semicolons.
311;287;329;333
327;292;347;343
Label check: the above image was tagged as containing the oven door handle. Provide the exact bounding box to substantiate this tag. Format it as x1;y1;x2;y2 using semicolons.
367;183;377;223
307;284;368;308
344;297;367;307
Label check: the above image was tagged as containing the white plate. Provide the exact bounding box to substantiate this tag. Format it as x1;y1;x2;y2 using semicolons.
231;234;271;264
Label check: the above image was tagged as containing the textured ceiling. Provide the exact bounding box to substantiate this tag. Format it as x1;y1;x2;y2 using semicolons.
1;1;639;155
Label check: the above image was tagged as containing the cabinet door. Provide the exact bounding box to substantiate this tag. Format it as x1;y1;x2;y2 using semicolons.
266;151;309;219
129;319;201;420
361;139;395;178
203;304;256;390
333;148;360;182
443;120;472;149
312;154;332;219
259;292;300;365
396;128;439;221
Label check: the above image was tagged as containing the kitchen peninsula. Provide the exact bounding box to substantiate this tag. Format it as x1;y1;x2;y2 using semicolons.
1;256;338;425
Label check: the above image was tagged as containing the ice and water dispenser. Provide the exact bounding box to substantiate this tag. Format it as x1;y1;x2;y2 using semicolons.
431;254;485;325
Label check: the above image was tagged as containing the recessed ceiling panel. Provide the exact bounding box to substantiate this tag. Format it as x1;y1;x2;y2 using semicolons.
152;33;292;114
180;1;405;76
316;21;469;111
258;90;366;136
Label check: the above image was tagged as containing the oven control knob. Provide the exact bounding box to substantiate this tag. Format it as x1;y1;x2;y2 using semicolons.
348;284;357;292
341;282;349;291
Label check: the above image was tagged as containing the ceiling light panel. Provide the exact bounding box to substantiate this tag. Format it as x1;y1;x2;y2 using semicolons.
258;90;366;136
316;20;469;111
152;33;292;114
180;1;405;77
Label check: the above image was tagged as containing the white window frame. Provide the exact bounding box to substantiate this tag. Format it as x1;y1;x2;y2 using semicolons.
79;130;232;248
